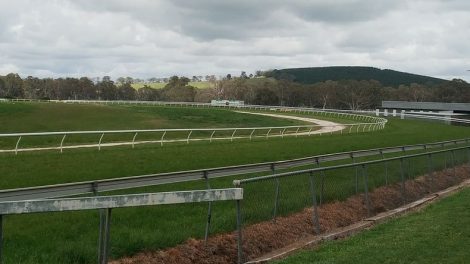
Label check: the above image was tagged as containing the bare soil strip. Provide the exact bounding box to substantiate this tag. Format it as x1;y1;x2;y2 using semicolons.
234;111;346;135
111;165;470;264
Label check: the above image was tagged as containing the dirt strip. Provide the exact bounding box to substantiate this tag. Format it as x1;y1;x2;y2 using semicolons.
111;165;470;264
234;111;346;135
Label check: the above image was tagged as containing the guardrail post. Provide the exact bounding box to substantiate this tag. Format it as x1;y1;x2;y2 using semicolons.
444;150;448;170
427;153;434;193
309;171;321;234
351;154;359;194
451;150;456;178
399;158;406;204
467;147;470;165
271;164;280;221
203;171;212;244
100;208;111;264
380;150;388;185
0;215;3;264
236;199;243;264
361;164;371;217
315;158;325;205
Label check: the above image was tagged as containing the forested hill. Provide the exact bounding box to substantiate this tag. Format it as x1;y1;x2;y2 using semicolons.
264;66;448;87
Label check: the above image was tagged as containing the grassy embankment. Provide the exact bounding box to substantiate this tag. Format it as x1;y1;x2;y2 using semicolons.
276;187;470;264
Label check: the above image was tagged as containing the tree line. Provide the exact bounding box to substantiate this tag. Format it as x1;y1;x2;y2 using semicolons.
1;72;469;110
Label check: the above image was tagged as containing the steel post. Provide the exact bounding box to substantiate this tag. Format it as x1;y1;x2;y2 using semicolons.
203;171;212;244
271;164;280;221
451;150;456;178
399;158;406;204
236;200;243;264
102;209;112;264
380;150;388;185
309;172;321;234
352;154;359;194
427;154;434;193
0;215;3;264
315;158;325;205
361;165;371;217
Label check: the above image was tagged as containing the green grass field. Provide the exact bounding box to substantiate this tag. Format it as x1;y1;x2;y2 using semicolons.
0;102;304;133
1;102;470;263
276;187;470;264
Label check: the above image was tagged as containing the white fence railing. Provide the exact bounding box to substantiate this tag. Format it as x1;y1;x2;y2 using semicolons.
0;100;388;154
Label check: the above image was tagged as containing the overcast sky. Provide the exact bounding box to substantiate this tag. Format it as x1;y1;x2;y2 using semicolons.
0;0;469;81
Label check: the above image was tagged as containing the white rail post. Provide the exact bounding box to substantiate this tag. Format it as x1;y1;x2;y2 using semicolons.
160;131;167;146
15;136;22;155
308;127;313;136
60;134;67;153
349;124;353;133
98;133;105;151
231;129;237;142
295;127;300;137
210;130;215;143
187;130;193;144
249;129;255;140
266;128;272;139
132;132;138;149
281;128;287;138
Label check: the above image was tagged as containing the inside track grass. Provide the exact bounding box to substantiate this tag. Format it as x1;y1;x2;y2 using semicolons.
0;102;304;133
276;187;470;264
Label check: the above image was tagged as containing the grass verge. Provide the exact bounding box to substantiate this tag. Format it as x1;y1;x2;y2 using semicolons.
276;186;470;264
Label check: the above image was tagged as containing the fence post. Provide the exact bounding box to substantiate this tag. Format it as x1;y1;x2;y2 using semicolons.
236;199;243;264
467;147;470;165
272;164;280;221
315;158;325;205
98;208;112;264
203;171;212;244
0;214;3;264
380;150;388;185
427;153;434;193
399;158;406;205
351;153;359;194
450;150;456;178
361;164;371;217
309;172;321;234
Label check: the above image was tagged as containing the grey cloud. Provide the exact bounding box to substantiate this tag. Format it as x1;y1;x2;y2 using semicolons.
0;0;469;81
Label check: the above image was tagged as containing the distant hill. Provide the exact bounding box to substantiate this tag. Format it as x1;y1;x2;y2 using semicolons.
264;66;448;87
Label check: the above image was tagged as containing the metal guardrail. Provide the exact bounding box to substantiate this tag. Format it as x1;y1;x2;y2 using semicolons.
232;145;470;263
0;137;468;203
0;100;387;154
0;188;243;264
234;145;470;185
